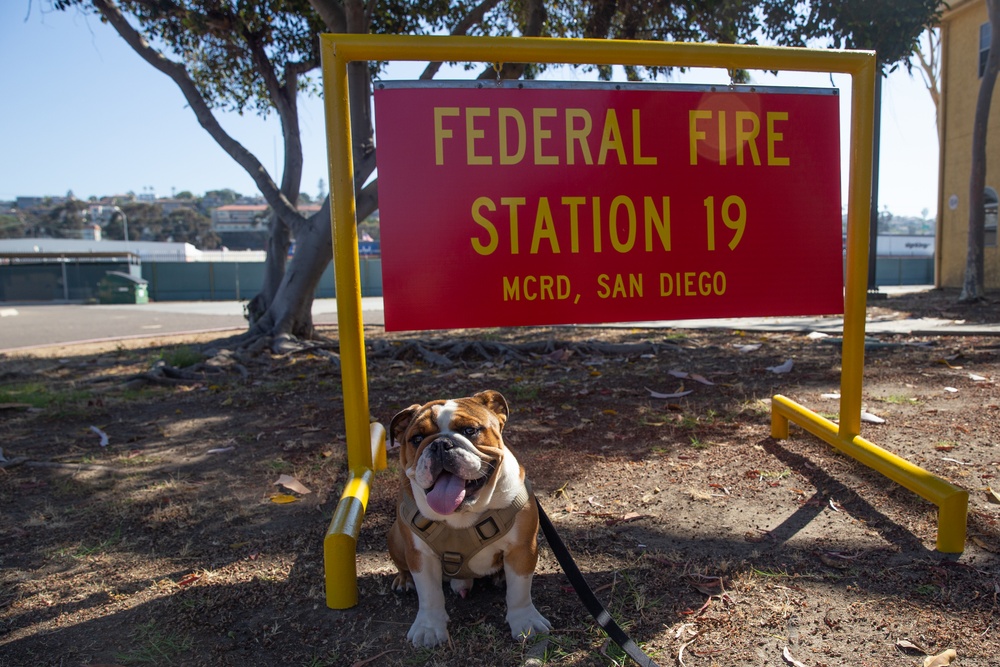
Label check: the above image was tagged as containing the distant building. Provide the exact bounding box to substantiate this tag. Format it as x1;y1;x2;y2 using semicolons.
156;198;197;215
211;203;321;232
81;224;102;241
211;204;269;232
938;0;1000;287
16;196;68;211
0;238;200;261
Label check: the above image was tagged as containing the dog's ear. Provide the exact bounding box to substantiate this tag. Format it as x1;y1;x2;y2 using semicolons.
389;404;421;448
472;390;509;431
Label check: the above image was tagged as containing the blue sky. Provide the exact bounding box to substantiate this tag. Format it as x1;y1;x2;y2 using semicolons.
1;3;940;218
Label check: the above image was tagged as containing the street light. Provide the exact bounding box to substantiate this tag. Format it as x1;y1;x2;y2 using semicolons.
112;206;130;252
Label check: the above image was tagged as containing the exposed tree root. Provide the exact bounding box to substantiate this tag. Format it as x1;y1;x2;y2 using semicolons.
366;338;685;367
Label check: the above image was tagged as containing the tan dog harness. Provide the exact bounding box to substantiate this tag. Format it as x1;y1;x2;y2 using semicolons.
399;481;532;580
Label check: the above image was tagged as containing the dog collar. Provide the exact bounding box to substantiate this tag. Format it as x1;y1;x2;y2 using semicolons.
399;480;532;581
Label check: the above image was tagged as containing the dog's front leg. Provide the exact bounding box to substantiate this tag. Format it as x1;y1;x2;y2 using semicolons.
407;556;450;647
503;563;551;640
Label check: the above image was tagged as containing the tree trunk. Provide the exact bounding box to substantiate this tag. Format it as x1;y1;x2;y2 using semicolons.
961;0;1000;302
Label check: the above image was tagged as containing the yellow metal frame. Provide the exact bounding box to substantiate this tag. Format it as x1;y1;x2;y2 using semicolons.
320;34;968;610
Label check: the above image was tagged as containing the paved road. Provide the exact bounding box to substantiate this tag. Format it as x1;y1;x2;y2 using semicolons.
0;298;385;352
2;287;997;352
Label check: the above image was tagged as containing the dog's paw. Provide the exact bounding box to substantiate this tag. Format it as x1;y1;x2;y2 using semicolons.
391;571;414;593
506;605;551;641
407;610;450;647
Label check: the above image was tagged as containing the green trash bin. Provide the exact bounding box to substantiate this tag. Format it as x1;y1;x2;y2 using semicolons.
97;271;149;304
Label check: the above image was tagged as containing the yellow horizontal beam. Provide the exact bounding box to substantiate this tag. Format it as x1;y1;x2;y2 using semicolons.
771;395;968;553
325;34;874;75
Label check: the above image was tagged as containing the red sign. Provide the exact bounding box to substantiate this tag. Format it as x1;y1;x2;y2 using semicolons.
374;83;842;331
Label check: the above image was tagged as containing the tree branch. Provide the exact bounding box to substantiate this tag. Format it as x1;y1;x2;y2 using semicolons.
421;0;504;79
91;0;304;227
306;0;346;32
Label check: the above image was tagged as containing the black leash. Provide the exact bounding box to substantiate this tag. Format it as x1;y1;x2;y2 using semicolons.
535;499;661;667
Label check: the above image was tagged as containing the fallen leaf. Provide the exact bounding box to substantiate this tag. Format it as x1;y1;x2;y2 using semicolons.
819;552;850;569
782;646;809;667
274;474;312;495
861;411;886;424
733;343;761;353
806;331;830;339
269;493;299;504
177;573;200;587
944;387;959;393
688;575;725;596
90;425;110;447
938;358;963;369
896;639;927;655
821;392;841;399
971;536;999;552
690;373;714;385
988;487;1000;504
646;387;694;399
923;649;957;667
207;446;235;454
970;373;989;381
767;359;794;374
668;369;689;378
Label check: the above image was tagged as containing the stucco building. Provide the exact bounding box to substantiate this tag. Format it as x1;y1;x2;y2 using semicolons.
938;0;1000;286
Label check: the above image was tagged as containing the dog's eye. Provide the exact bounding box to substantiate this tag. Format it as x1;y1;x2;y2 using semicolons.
410;434;424;446
462;426;480;438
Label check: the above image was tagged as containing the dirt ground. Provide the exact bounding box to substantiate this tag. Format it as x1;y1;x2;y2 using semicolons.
1;287;999;667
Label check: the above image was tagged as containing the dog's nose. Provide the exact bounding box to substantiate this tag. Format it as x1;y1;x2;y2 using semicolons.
431;438;456;453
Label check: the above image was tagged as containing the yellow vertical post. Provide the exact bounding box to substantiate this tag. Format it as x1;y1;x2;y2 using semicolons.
839;61;877;440
320;38;379;610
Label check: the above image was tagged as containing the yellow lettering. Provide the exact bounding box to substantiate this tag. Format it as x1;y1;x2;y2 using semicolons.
503;276;520;301
499;108;526;165
643;196;671;251
735;111;761;166
500;197;525;254
598;110;626;165
598;273;642;298
718;110;727;166
530;198;560;254
532;108;558;165
523;275;537;300
767;112;789;166
609;195;636;252
689;109;712;165
562;196;584;253
471;196;498;255
632;109;656;165
566;109;593;165
591;197;602;253
466;107;491;165
434;107;460;165
659;271;727;296
505;274;571;301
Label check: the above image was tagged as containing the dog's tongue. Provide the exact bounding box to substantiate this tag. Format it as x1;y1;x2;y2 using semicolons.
426;472;466;515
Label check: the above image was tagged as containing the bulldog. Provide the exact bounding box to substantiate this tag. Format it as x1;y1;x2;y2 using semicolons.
388;390;551;647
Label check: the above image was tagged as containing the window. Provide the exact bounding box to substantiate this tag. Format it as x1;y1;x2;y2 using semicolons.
986;187;998;247
980;22;992;78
